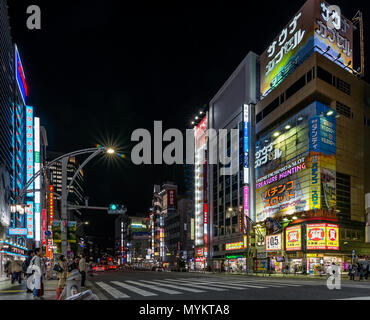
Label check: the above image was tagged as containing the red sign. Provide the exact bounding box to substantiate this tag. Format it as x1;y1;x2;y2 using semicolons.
167;190;176;208
309;228;325;241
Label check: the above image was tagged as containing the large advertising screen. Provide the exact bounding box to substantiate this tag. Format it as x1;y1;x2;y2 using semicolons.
260;0;353;98
256;101;336;222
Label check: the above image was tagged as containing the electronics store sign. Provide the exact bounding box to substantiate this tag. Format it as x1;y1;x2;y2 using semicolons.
266;234;282;252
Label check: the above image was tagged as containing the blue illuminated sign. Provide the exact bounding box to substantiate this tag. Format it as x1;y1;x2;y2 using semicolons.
15;45;28;105
8;228;28;236
26;106;34;192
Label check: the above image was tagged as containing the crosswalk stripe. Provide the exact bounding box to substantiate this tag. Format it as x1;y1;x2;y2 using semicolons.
111;281;158;297
220;282;268;289
96;282;130;299
125;281;182;295
176;277;302;287
140;280;205;293
168;279;246;290
162;280;226;291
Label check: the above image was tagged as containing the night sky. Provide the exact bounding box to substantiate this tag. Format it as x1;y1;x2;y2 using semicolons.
6;0;370;247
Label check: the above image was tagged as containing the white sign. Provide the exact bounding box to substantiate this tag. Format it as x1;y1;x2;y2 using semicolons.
255;143;282;169
266;234;282;251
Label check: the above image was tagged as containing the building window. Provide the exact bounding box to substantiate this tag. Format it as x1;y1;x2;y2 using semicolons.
336;101;352;119
317;66;332;85
336;172;351;220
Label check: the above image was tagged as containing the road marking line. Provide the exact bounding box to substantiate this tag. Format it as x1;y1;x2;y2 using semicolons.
95;282;130;299
141;280;205;293
111;281;157;297
162;280;227;291
337;296;370;300
168;279;243;290
125;281;182;295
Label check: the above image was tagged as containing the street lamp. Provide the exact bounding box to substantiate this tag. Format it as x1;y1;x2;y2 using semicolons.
107;148;115;154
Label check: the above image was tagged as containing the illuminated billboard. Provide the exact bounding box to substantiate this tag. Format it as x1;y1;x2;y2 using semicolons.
15;45;28;105
266;234;282;252
226;242;244;251
194;115;208;247
260;0;353;98
307;223;339;250
256;101;336;222
26;201;34;239
285;225;302;251
34;117;41;242
26;106;34;193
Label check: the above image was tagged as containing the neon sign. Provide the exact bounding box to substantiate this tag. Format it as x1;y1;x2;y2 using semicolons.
15;45;28;104
34;117;41;242
26;106;34;193
226;242;244;251
26;201;34;239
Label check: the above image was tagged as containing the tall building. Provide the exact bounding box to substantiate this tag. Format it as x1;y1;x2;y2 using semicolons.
204;0;370;274
150;182;177;266
47;151;85;211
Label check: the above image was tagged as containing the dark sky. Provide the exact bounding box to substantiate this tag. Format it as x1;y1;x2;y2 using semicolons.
6;0;370;245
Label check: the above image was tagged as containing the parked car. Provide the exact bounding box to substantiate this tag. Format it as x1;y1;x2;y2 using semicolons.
93;264;105;272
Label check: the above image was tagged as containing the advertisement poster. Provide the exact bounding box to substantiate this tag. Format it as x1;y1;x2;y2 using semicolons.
286;225;302;251
226;242;244;251
266;234;282;252
256;101;336;223
326;224;339;250
307;224;326;250
260;0;353;97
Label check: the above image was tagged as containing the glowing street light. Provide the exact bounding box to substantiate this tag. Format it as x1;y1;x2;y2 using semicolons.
107;148;115;154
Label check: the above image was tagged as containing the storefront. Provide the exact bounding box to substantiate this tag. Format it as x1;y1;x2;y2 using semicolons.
224;255;246;273
195;257;206;271
0;241;27;278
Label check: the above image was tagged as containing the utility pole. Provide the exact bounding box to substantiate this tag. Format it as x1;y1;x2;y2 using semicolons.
61;157;69;257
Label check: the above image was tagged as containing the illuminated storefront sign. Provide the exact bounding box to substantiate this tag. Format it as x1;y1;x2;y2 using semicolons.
266;234;282;251
285;225;302;251
226;242;244;251
307;224;326;250
244;186;249;233
194;115;208;246
26;201;34;239
34;117;41;242
15;45;28;104
167;190;176;208
196;248;204;257
256;101;336;222
0;241;27;257
326;224;339;250
49;185;54;225
8;228;27;236
26;106;34;193
260;0;353;98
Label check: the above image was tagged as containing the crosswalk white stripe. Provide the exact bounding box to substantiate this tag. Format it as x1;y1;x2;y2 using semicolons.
111;281;158;297
96;282;130;299
168;279;247;290
217;282;268;289
176;277;302;287
161;280;227;291
125;281;182;295
140;280;205;293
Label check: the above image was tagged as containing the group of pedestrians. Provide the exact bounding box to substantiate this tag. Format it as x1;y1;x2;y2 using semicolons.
54;253;87;300
348;263;369;281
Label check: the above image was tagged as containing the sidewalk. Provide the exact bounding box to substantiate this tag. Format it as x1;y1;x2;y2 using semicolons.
0;278;98;300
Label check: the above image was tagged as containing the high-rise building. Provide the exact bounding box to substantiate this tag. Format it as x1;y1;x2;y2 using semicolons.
205;0;370;274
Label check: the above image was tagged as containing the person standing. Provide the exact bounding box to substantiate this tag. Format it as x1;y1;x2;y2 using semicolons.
24;250;35;293
79;254;87;287
9;257;22;285
55;255;68;300
30;248;44;299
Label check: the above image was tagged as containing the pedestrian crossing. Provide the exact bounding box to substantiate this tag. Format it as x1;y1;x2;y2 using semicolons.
94;277;304;299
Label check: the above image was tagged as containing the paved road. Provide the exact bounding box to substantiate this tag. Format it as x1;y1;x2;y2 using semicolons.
87;271;370;300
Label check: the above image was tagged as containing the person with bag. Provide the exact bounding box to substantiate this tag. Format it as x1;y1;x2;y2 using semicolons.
55;255;68;299
29;248;44;299
24;250;35;293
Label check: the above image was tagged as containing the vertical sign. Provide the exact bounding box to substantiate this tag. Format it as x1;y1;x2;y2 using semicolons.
42;209;47;245
326;224;339;250
34;117;41;242
243;104;249;184
15;45;28;105
26;201;34;239
26;106;34;193
244;186;249;234
309;116;321;210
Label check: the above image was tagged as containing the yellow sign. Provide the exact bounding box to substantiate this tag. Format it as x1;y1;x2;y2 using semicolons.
307;224;326;250
285;225;301;251
226;242;244;251
326;224;339;250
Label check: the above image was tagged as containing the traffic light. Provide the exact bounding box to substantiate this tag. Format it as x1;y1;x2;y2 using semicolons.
108;204;127;214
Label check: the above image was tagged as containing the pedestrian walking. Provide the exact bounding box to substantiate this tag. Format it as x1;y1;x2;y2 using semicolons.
358;263;363;281
23;250;35;293
55;255;68;300
29;248;45;299
79;254;87;287
9;257;22;285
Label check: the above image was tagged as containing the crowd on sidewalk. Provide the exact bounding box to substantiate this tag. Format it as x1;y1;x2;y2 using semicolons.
3;249;89;300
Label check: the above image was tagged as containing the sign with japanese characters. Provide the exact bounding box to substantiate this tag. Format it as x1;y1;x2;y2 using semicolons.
264;180;295;208
307;224;326;250
260;0;353;98
286;225;302;251
266;234;282;251
326;224;339;250
226;242;244;251
26;106;34;193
